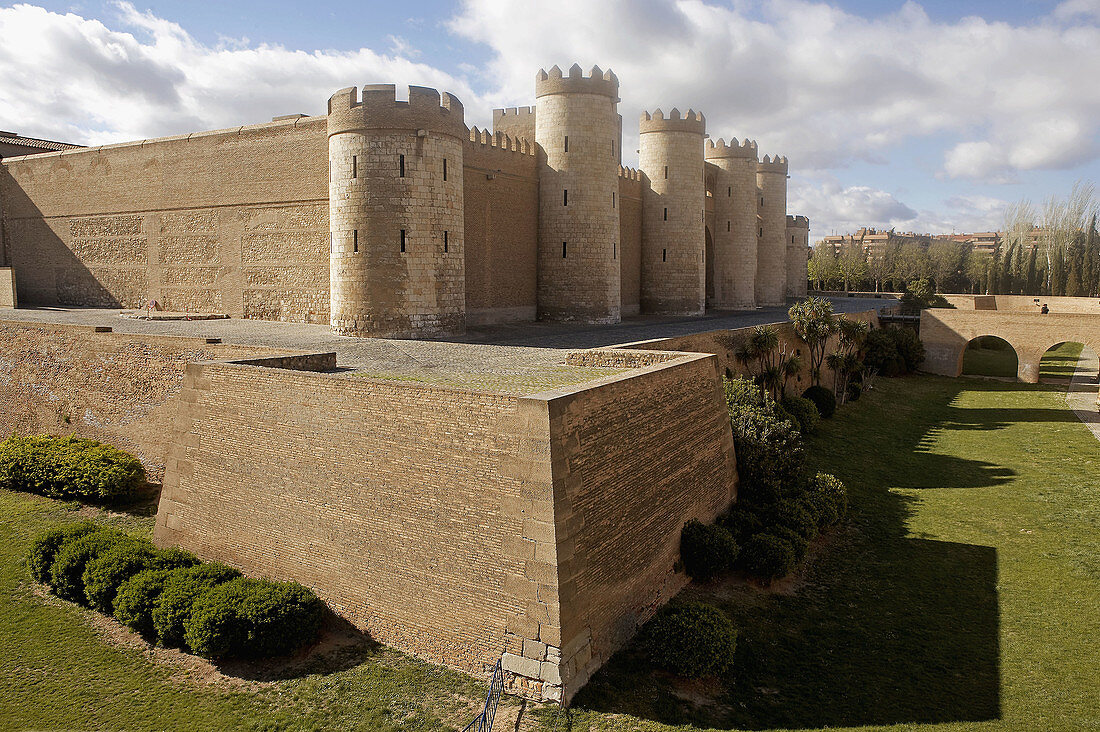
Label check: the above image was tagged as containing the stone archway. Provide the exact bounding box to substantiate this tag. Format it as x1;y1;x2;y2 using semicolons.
959;336;1019;379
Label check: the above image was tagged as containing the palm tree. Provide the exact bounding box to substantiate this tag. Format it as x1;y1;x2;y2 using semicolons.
788;297;837;386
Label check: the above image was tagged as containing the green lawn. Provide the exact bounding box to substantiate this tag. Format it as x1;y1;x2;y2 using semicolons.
1039;342;1085;381
544;375;1100;731
3;375;1098;731
962;339;1018;378
0;495;513;730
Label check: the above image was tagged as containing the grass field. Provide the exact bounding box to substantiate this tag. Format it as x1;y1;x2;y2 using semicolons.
2;373;1097;731
543;375;1100;731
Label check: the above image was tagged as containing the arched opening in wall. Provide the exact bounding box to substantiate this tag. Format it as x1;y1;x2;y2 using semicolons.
1039;342;1098;384
705;226;715;306
961;336;1019;379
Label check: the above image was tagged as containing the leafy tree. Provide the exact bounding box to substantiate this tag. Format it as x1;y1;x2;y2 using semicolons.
788;297;837;387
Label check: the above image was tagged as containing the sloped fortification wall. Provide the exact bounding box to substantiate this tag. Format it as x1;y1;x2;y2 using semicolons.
0;117;331;321
0;321;282;482
154;349;736;703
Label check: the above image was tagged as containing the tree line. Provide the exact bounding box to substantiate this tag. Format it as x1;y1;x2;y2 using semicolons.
808;182;1100;297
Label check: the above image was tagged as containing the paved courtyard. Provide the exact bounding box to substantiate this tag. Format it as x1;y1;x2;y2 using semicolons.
0;297;894;394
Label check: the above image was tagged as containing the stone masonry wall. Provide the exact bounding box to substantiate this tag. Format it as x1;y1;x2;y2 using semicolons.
540;351;737;699
755;159;788;306
618;170;643;316
0;117;330;321
0;321;282;483
463;131;539;325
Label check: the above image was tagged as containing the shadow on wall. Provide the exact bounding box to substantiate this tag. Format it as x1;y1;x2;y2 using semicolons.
0;179;126;308
565;378;1001;729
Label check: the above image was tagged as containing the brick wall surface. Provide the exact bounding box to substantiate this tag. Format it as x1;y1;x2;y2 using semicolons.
618;173;643;316
942;294;1100;314
755;163;788;306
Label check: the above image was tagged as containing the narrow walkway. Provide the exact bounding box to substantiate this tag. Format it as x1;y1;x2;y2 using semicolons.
1066;348;1100;442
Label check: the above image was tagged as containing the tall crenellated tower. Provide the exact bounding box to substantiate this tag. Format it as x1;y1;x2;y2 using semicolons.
785;215;809;298
327;84;466;338
534;64;622;323
704;137;758;310
755;154;789;307
638;109;706;316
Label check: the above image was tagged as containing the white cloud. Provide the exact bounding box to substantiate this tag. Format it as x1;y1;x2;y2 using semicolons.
0;2;483;144
450;0;1100;182
790;175;1009;236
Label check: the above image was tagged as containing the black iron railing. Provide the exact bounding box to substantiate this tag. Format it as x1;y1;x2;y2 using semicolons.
462;659;504;732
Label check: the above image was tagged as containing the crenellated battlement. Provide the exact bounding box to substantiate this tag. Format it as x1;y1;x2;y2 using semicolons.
618;165;643;181
466;126;534;156
705;137;757;160
492;106;536;124
757;154;789;174
638;108;706;135
787;214;809;228
535;64;619;99
327;84;466;139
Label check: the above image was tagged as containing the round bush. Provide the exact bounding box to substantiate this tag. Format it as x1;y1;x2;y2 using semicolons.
641;602;737;678
680;520;738;581
862;329;899;374
846;382;862;402
50;529;128;603
184;578;325;659
730;407;804;505
83;538;159;613
741;533;797;584
114;568;173;637
773;499;818;540
770;525;809;562
802;385;836;419
27;521;102;584
719;506;764;544
893;328;926;372
805;472;848;528
153;547;201;571
153;563;242;648
779;396;820;435
0;435;145;501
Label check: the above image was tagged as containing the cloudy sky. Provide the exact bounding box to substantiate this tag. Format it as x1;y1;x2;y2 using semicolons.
2;0;1098;238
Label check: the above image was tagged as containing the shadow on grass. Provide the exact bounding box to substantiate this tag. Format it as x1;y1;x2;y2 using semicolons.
562;376;1004;730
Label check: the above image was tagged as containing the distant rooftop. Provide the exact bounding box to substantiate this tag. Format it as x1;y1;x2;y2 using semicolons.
0;131;84;156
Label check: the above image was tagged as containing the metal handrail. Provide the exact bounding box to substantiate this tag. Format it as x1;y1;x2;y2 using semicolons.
461;659;504;732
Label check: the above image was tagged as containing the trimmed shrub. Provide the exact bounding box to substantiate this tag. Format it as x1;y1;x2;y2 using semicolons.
802;385;836;419
154;547;201;571
862;328;898;374
50;529;128;602
770;525;809;562
804;472;848;528
893;327;926;372
27;521;102;584
114;568;173;637
741;533;797;584
780;395;820;435
184;578;325;659
773;499;819;540
718;506;764;544
0;435;145;501
83;538;159;613
641;602;737;678
153;563;242;648
846;382;862;402
724;376;765;412
680;520;738;580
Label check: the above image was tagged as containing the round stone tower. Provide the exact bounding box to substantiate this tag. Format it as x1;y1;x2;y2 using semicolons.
786;215;810;298
704;137;758;310
534;64;621;323
755;154;789;307
639;108;706;316
327;84;466;337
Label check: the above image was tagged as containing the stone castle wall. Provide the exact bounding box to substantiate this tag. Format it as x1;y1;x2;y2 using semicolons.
755;156;789;306
0;117;331;321
705;138;759;310
786;214;809;299
617;168;644;316
152;346;737;703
